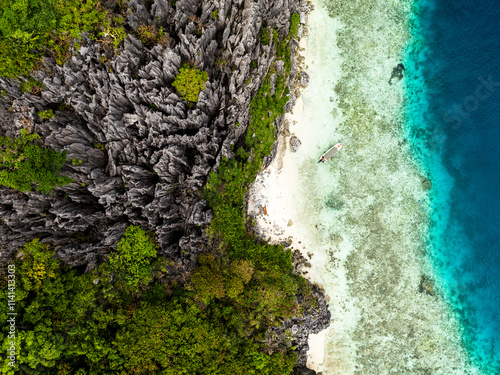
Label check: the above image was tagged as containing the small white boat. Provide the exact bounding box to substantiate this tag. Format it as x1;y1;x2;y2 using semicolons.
318;143;342;163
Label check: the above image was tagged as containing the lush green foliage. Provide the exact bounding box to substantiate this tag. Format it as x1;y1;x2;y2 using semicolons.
38;109;54;119
289;13;301;39
0;0;126;77
17;239;58;291
0;233;296;374
191;254;254;303
172;64;208;103
109;225;158;288
0;130;72;193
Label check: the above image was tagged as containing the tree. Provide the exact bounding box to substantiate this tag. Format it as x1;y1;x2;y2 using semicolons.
0;0;126;77
0;130;72;193
289;13;300;39
0;0;57;77
172;64;208;102
17;239;58;291
108;225;158;288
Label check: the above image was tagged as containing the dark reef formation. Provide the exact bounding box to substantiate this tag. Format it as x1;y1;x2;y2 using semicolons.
388;62;405;85
0;0;329;371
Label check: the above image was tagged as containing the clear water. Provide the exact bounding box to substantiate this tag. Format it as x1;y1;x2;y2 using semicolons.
277;0;499;372
404;0;500;372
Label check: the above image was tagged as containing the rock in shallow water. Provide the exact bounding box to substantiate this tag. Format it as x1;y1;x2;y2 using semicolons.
421;176;432;190
419;274;435;296
388;63;405;85
290;135;302;152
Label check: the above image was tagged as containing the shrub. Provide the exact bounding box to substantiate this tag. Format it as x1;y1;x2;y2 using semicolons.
0;130;72;193
17;239;58;291
38;109;55;119
260;27;271;45
20;77;44;94
93;141;105;150
0;0;127;78
289;12;301;39
172;64;208;103
136;24;169;47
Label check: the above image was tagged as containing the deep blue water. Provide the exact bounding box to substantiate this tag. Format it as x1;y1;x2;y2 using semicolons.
405;0;500;372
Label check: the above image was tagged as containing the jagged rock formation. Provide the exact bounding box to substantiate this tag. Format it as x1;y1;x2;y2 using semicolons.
290;134;302;152
268;282;330;371
0;0;309;265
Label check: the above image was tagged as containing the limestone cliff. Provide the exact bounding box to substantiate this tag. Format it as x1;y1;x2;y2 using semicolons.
0;0;306;265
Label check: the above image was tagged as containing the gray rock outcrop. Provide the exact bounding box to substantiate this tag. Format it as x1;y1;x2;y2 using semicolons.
290;135;302;152
0;0;311;266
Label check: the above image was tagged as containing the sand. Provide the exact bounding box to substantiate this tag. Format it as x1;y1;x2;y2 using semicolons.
248;34;337;373
248;1;481;373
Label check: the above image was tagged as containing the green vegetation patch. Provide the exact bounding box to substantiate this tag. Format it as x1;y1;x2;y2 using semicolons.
109;225;158;288
0;0;127;78
289;13;301;39
0;231;297;374
0;130;72;193
260;27;271;45
20;77;44;94
136;24;169;47
38;109;54;119
172;64;208;103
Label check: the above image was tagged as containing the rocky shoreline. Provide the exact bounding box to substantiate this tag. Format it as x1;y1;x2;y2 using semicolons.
0;0;330;373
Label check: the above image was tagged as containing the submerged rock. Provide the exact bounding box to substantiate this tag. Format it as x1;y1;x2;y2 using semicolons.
421;176;432;190
419;274;435;296
388;63;405;85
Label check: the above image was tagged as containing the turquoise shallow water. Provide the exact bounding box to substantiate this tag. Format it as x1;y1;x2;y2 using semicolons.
404;0;500;372
253;0;497;371
279;0;481;372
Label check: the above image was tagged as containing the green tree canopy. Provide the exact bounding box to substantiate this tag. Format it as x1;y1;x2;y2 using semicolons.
0;0;124;77
108;225;158;288
0;130;72;193
0;236;297;375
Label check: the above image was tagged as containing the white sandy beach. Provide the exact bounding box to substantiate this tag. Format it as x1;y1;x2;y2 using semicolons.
248;1;479;374
247;12;355;372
